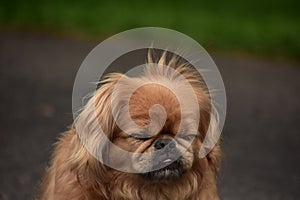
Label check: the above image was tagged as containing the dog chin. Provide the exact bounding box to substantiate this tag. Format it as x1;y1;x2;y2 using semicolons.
142;160;186;181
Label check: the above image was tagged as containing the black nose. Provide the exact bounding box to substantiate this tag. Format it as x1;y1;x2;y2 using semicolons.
154;139;176;150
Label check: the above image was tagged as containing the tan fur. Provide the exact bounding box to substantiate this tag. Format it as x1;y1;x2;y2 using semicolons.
37;51;222;200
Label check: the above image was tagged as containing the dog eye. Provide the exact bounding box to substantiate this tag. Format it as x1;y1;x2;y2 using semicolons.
180;134;196;141
129;133;151;141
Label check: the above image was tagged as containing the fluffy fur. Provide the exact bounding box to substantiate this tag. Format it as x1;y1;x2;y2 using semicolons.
37;51;222;200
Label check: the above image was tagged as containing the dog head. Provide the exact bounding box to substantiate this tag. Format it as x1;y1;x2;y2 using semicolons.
73;51;221;189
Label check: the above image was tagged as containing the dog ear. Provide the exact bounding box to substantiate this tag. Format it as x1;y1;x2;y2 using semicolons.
199;108;222;173
72;73;124;168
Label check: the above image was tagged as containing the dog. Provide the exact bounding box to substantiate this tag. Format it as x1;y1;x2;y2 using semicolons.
38;51;222;200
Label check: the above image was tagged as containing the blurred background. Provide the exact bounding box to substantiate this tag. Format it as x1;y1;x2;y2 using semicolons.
0;0;299;199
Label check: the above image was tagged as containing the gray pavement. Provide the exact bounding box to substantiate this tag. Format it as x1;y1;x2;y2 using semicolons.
0;31;299;200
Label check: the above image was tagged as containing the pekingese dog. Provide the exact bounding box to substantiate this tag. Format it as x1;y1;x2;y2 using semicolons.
38;51;222;200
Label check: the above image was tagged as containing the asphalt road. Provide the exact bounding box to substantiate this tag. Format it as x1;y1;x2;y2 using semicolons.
0;31;299;200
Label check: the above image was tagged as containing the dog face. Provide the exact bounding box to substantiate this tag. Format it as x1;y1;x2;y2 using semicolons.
112;83;201;181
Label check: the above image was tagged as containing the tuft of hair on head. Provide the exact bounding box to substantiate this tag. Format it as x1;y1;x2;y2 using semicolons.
146;49;180;77
145;49;208;91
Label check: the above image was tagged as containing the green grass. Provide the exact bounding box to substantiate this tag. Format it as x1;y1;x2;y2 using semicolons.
0;0;299;59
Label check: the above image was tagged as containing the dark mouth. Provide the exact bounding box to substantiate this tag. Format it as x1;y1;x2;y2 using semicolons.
142;160;185;181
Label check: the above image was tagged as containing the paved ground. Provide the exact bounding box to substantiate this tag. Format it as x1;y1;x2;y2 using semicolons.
0;31;299;200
